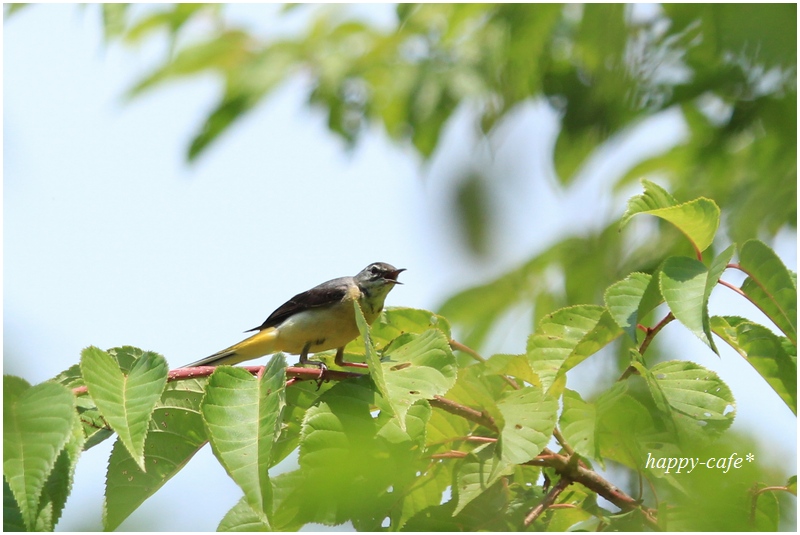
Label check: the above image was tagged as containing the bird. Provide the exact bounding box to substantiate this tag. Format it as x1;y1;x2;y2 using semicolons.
184;262;405;369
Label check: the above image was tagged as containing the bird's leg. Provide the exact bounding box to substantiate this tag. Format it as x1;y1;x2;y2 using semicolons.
334;347;369;369
299;342;327;389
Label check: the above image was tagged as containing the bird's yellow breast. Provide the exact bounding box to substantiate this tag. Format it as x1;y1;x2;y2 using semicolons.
272;287;383;354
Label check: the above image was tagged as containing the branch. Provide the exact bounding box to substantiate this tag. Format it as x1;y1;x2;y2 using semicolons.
428;395;658;527
524;476;572;527
72;364;364;396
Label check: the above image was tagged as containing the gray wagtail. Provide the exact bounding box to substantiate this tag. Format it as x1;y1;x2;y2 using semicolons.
184;262;405;368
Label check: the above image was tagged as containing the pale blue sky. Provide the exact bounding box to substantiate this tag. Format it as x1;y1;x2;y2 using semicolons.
4;4;796;531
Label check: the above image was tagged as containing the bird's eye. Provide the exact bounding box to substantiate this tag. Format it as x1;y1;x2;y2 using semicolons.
369;265;380;275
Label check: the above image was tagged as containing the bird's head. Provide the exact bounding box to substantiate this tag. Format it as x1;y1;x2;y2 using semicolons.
355;262;406;293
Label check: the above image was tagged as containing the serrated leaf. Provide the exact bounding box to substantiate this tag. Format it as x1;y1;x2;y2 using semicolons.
453;443;513;516
362;307;452;350
621;179;720;253
526;305;621;394
3;478;25;532
559;389;598;460
3;376;76;531
660;256;718;353
104;378;208;531
738;239;797;344
380;329;458;430
638;360;736;441
605;272;651;340
711;316;796;414
496;387;558;464
38;415;85;529
638;265;665;320
201;355;286;523
218;497;271;532
81;346;168;471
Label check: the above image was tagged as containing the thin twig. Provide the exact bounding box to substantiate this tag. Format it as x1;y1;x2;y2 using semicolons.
524;476;572;527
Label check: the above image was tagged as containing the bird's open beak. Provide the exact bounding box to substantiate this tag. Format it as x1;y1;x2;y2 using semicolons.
385;268;406;284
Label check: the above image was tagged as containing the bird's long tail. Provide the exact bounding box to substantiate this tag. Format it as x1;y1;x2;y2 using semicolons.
183;328;279;367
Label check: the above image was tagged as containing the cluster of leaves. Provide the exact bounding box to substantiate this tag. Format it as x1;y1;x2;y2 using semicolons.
4;183;796;531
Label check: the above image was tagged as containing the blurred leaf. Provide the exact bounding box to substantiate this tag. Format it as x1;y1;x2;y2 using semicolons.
751;487;780;531
453;173;492;256
80;346;168;471
103;378;208;531
711;316;796;414
738;239;797;344
200;355;287;523
3;376;76;531
101;4;129;42
621;180;720;254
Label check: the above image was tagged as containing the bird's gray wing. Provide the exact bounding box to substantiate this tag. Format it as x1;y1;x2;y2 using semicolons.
245;276;353;332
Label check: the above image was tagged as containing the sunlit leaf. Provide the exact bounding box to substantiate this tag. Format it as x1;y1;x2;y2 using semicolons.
496;387;557;464
605;272;651;341
218;496;270;532
621;180;720;253
3;377;76;531
201;355;287;523
103;378;208;531
80;347;168;471
526;305;621;394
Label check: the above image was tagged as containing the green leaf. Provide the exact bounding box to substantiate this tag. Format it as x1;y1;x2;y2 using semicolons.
363;307;453;349
620;179;720;253
37;415;84;529
660;256;718;353
380;329;458;430
3;376;76;531
526;305;621;394
711;316;797;414
3;477;25;532
200;356;287;522
496;387;558;465
637;360;736;441
559;389;598;460
751;489;780;531
104;378;208;531
297;379;393;526
453;443;513;516
604;272;651;341
392;462;453;531
218;497;271;532
738;239;797;345
80;346;168;471
483;353;541;387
